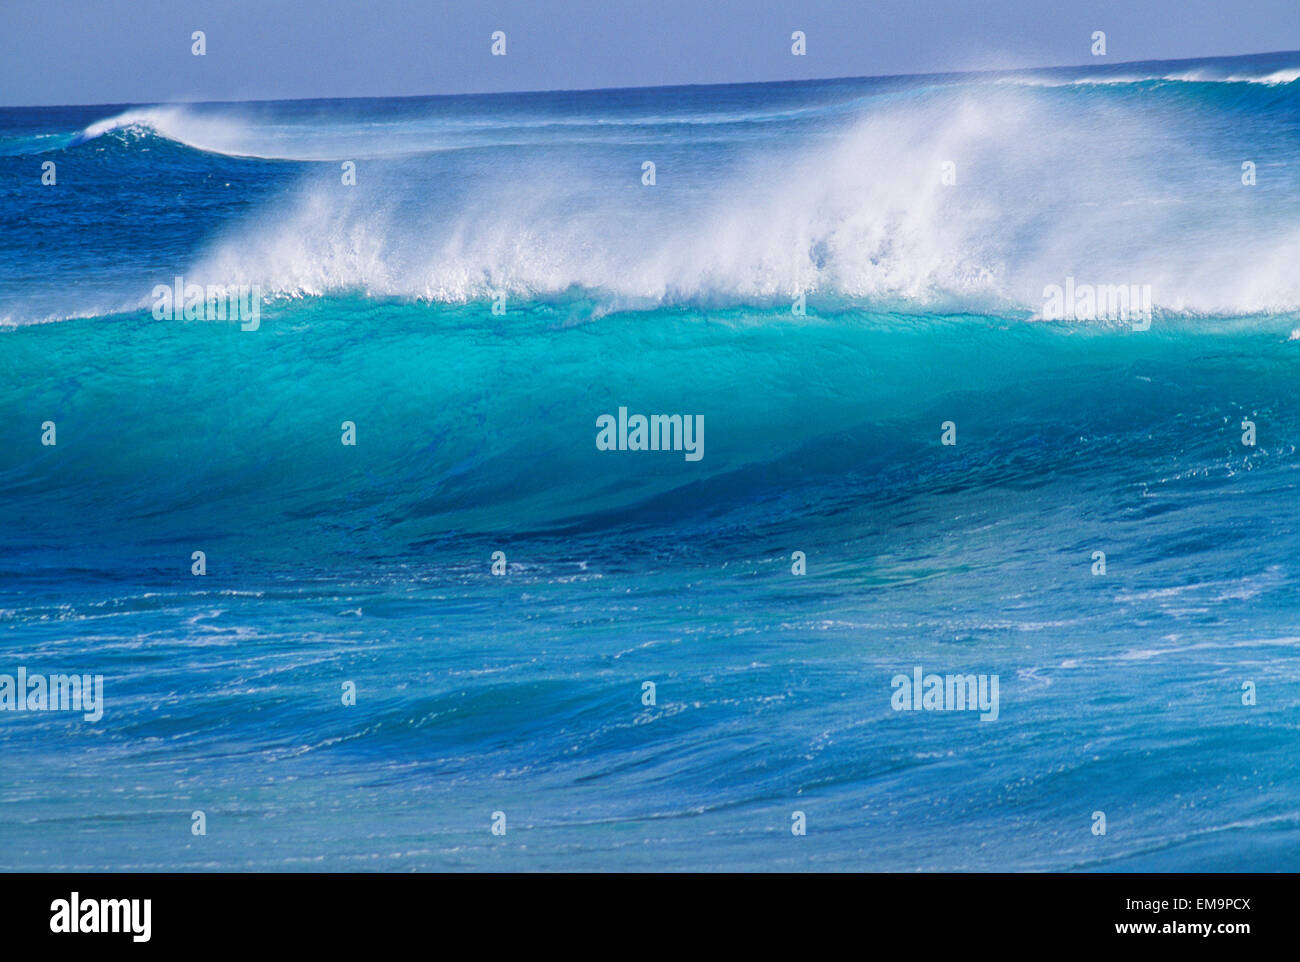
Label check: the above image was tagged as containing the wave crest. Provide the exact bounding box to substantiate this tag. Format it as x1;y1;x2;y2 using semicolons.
184;83;1300;316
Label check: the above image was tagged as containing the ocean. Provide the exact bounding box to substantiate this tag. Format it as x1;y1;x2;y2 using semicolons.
1;50;1299;871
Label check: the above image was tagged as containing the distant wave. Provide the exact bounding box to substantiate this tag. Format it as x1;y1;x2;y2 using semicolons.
1000;65;1300;87
55;52;1300;160
59;100;867;162
68;106;289;158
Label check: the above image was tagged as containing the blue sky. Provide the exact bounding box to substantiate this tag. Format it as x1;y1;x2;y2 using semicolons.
2;0;1299;106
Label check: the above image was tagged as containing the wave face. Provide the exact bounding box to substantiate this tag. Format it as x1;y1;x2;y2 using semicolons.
3;52;1300;871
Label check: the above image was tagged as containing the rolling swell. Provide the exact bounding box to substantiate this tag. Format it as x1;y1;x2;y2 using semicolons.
2;298;1296;567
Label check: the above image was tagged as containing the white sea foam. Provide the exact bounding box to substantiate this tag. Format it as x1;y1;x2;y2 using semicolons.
181;84;1300;317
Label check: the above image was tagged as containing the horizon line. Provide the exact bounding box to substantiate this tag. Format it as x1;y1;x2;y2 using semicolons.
3;47;1298;111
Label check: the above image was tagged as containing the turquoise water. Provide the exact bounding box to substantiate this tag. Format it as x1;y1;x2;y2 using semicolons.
2;52;1299;870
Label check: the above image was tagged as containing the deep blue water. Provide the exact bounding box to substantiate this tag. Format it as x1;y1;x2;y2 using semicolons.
2;51;1300;870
